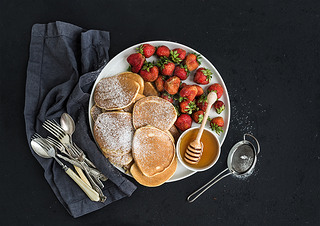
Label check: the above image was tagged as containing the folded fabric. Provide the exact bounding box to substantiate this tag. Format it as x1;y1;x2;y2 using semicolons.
24;21;136;218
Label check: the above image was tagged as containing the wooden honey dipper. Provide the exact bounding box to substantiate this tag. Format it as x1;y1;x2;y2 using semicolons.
184;91;217;164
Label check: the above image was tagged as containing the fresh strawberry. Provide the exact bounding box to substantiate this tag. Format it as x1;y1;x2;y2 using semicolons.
194;67;212;85
127;53;145;73
213;100;225;114
139;62;159;82
156;45;170;57
194;85;204;96
155;75;165;92
195;94;210;111
173;64;189;80
164;76;181;95
207;83;223;99
170;48;187;63
137;44;156;58
180;100;198;114
179;85;198;101
184;53;201;71
192;110;204;123
157;57;175;76
174;114;192;131
160;92;174;103
210;117;224;135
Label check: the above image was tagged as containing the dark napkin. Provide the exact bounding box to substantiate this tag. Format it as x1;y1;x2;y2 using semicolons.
24;21;136;218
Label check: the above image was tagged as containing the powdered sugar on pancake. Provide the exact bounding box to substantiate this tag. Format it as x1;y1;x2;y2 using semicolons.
94;76;139;110
94;112;134;156
132;126;175;177
133;96;177;131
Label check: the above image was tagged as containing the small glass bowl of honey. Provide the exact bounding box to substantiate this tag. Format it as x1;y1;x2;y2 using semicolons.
176;127;221;171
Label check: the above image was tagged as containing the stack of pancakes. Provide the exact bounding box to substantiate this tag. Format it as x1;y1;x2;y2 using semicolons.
91;72;180;187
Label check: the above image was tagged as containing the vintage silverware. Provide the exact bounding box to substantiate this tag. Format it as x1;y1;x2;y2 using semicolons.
31;138;100;202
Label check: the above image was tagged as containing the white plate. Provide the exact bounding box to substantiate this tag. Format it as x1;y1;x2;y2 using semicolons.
89;41;230;182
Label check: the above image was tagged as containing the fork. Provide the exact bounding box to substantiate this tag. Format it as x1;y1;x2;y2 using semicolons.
32;138;100;202
43;120;107;202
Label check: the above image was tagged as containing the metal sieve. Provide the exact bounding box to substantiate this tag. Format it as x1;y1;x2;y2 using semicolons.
187;134;260;203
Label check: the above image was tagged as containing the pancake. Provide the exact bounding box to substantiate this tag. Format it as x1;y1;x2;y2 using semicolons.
168;125;180;143
94;112;134;156
90;104;103;122
123;94;145;113
132;96;177;131
132;126;175;177
94;75;139;110
130;157;177;187
118;72;144;94
143;82;159;97
103;151;133;168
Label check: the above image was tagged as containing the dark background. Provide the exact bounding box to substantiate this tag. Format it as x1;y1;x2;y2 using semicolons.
1;0;319;225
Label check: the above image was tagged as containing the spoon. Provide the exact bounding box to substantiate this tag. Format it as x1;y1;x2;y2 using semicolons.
30;138;100;202
184;91;217;164
60;113;92;187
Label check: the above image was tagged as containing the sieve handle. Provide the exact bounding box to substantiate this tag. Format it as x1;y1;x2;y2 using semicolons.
244;134;260;154
187;168;232;203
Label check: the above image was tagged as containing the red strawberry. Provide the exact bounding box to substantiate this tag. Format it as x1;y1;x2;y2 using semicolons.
194;67;213;85
180;82;188;90
127;53;145;73
192;110;204;123
207;83;223;99
180;100;198;114
170;48;187;63
175;114;192;131
137;44;156;58
195;94;210;111
158;57;175;76
179;85;198;101
173;64;189;80
160;92;174;103
156;45;170;57
185;53;201;71
210;117;224;135
164;76;181;95
155;75;165;92
213;100;225;114
139;62;159;82
194;85;204;96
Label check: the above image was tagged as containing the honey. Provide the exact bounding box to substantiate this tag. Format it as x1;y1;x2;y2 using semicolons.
179;128;219;168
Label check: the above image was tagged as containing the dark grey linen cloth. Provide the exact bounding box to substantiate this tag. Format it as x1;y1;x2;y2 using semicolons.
24;21;136;218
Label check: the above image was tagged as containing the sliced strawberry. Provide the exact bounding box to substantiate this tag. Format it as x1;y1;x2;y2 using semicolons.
179;85;198;101
185;53;201;71
194;85;204;96
164;76;180;95
155;75;165;92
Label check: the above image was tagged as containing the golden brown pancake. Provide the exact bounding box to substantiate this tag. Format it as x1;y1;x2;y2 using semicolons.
132;126;175;177
94;112;134;156
90;104;103;122
130;157;177;187
132;96;177;131
102;151;133;168
168;125;180;143
94;75;139;110
118;72;144;94
143;82;159;97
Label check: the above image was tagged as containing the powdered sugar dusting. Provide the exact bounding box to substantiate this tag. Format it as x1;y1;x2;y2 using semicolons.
94;76;137;110
94;112;134;156
132;127;174;176
133;97;177;131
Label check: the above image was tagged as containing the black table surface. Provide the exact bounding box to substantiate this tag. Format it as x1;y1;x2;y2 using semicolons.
1;0;319;225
